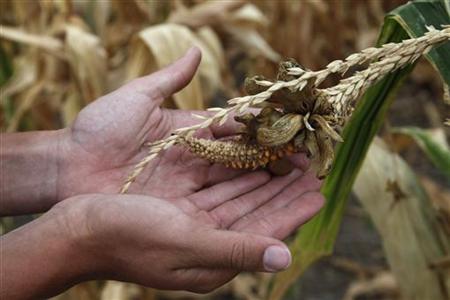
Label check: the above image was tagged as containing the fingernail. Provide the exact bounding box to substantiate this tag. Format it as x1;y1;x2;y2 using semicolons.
263;246;292;272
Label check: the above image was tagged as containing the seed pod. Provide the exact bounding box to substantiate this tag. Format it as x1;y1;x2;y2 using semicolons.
311;114;343;142
315;130;335;179
257;114;303;147
293;130;306;148
304;130;319;158
256;107;283;126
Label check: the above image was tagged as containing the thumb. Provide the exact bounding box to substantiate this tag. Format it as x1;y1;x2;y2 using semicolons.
127;47;202;104
192;229;292;273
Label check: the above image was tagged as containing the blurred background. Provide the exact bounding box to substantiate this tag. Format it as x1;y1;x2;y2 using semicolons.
1;0;449;299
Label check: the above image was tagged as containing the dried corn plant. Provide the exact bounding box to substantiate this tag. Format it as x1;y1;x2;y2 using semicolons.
0;0;280;132
121;26;450;193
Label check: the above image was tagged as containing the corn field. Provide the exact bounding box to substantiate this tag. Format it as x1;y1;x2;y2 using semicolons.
1;0;449;300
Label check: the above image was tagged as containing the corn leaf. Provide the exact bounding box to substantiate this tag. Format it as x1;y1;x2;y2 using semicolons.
354;138;450;300
392;126;450;180
269;1;450;299
127;23;223;110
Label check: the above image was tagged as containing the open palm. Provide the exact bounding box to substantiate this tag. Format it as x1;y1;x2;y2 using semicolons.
57;48;324;237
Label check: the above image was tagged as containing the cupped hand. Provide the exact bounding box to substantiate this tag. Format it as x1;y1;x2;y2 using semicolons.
57;47;325;257
57;47;322;201
58;47;249;200
59;182;323;293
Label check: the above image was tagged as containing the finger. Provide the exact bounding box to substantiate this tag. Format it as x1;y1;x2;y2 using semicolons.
208;168;304;229
127;47;202;105
204;164;247;186
246;170;322;218
191;228;291;273
233;192;325;240
186;171;271;211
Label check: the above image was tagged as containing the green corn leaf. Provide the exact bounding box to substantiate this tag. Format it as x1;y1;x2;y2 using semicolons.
269;1;450;299
393;126;450;180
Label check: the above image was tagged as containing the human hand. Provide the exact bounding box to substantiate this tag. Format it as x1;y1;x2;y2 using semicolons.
3;47;324;222
55;188;323;293
57;47;325;244
58;47;250;200
57;47;322;204
2;172;323;298
2;170;324;298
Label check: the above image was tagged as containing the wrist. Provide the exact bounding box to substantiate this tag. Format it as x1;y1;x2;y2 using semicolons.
0;200;97;299
1;129;67;215
49;195;114;279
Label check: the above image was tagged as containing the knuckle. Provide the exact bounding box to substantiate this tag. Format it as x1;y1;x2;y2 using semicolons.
229;240;247;270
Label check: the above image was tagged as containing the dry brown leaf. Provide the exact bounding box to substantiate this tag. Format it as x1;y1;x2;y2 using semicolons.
168;0;244;29
196;26;224;68
231;273;271;300
195;26;225;97
93;1;111;41
226;3;269;29
62;86;82;126
224;25;281;62
419;176;450;236
0;25;65;58
100;281;143;300
50;281;99;300
111;0;150;26
305;0;329;15
127;23;222;110
222;3;280;62
343;271;399;300
7;80;45;132
1;56;37;98
10;0;41;29
354;138;450;300
64;25;107;103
